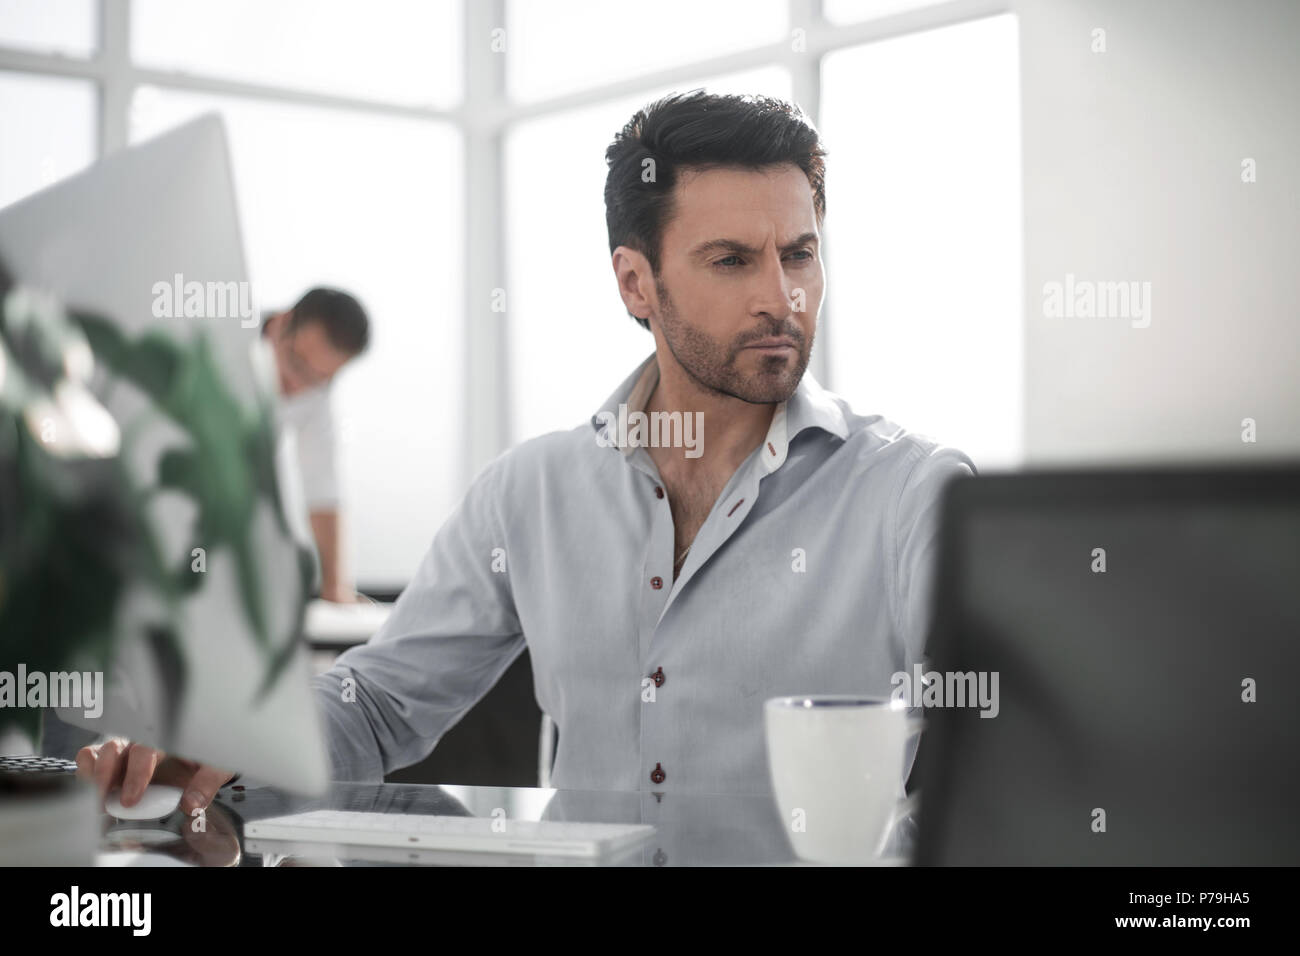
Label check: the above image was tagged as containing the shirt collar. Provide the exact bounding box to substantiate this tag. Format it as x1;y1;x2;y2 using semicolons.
590;353;848;472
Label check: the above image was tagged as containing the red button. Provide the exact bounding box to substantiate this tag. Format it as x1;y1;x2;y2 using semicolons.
654;486;664;499
650;576;663;590
651;666;665;687
650;763;666;784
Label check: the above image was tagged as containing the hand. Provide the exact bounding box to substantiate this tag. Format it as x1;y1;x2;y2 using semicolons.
75;737;236;814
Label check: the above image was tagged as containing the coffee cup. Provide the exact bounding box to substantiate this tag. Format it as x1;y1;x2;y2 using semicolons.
764;695;922;864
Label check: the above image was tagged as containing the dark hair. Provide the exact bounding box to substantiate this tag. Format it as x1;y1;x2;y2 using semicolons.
287;287;370;355
604;91;827;330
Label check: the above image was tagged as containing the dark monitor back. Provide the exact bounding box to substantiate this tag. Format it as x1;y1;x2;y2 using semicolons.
914;465;1300;865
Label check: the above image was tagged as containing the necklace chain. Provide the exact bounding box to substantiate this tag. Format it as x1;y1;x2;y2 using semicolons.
674;543;691;571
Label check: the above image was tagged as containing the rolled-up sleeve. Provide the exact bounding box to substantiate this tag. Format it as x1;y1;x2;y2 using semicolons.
312;455;523;781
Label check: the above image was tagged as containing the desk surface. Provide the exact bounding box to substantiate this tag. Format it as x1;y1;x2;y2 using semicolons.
303;599;393;646
97;781;914;867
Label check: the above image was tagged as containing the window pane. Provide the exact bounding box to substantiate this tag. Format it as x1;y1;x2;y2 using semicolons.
507;0;787;103
0;71;95;209
131;89;463;587
820;15;1023;470
506;68;792;442
0;0;96;57
823;0;954;25
131;0;462;108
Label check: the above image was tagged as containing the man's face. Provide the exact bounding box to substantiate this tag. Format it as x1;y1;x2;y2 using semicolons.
272;317;352;395
650;163;822;404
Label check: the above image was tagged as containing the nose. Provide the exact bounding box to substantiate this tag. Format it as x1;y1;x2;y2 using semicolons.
750;248;796;321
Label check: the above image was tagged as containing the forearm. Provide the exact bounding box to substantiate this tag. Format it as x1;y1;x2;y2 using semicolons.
309;508;353;601
304;451;525;782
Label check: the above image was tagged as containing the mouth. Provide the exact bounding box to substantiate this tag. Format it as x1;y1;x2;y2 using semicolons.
743;337;798;354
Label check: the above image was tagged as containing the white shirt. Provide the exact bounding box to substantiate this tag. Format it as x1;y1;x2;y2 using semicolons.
274;385;340;594
276;385;340;511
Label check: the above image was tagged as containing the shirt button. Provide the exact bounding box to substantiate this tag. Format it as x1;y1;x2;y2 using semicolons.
654;485;664;499
651;667;665;687
650;763;666;784
650;576;663;590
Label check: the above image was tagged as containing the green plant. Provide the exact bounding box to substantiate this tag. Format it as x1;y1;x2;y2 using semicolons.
0;262;312;749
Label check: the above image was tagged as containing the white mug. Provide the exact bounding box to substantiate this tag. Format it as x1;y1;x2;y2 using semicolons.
764;695;922;865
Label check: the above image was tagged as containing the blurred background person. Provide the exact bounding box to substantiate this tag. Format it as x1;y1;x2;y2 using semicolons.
262;287;370;603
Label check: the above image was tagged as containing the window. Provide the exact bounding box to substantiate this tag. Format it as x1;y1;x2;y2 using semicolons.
0;0;96;58
821;14;1023;469
1;0;1023;583
506;0;787;103
131;88;464;584
132;0;461;108
0;71;95;208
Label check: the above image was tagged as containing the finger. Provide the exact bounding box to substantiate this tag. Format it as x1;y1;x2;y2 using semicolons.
120;745;164;806
151;754;200;787
92;738;131;797
181;765;235;815
74;745;97;781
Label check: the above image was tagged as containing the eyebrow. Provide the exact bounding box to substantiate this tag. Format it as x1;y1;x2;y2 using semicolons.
689;232;820;262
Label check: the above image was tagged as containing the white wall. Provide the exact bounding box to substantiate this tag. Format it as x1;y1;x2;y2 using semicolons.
1015;0;1300;465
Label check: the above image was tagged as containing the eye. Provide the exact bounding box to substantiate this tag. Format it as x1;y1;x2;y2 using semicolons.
786;249;814;262
714;255;744;268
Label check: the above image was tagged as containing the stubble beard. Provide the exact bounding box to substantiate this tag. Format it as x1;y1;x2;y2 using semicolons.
653;276;812;405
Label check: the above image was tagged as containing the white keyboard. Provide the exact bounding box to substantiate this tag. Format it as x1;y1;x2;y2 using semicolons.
245;809;655;859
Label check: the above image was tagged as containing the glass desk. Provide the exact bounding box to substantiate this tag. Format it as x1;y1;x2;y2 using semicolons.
95;781;916;867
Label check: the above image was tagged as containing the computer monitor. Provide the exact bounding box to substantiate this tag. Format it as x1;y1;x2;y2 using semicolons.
0;115;328;795
914;465;1300;865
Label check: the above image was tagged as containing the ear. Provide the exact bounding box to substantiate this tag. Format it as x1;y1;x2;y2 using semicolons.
611;246;656;323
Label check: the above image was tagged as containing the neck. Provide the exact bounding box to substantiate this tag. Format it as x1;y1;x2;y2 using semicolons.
645;350;777;478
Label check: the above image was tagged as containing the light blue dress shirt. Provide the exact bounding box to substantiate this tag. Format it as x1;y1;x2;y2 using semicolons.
314;354;977;795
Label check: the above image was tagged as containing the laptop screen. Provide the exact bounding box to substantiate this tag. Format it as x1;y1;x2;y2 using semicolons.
914;466;1300;865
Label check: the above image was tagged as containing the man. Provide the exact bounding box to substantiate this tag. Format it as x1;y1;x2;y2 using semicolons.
262;287;370;604
80;92;975;813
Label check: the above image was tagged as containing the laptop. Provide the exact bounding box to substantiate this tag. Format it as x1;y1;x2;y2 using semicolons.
913;464;1300;865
